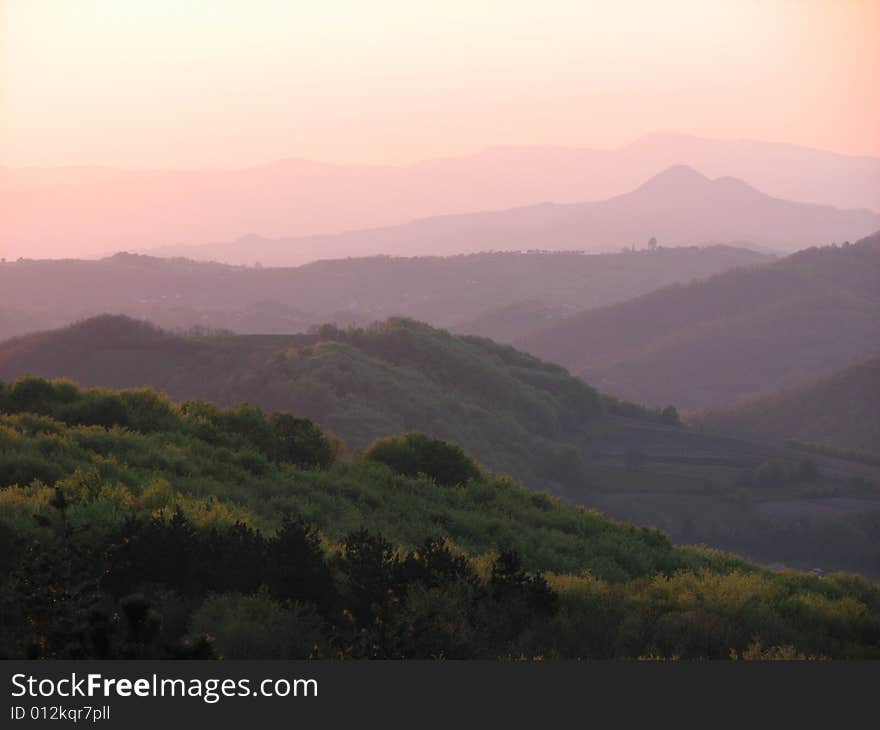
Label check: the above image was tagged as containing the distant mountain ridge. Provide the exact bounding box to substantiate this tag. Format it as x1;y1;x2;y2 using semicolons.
517;232;880;411
0;244;770;342
148;165;880;265
4;132;879;261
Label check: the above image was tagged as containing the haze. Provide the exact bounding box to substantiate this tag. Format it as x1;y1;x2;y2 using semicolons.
1;1;879;261
3;0;879;169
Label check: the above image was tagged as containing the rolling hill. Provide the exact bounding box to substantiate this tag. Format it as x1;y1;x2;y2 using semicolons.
0;244;770;342
3;376;879;659
152;166;880;265
1;314;879;576
692;358;880;457
518;232;880;412
5;132;879;262
0;314;611;489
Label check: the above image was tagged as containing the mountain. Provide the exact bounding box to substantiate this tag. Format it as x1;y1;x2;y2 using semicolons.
518;233;880;412
148;166;880;265
692;358;880;457
4;133;878;262
4;376;880;659
621;132;880;212
2;315;879;576
0;244;770;342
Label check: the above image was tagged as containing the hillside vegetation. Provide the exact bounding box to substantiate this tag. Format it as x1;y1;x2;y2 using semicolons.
518;233;880;411
693;358;880;456
2;315;879;576
0;315;624;490
2;377;879;659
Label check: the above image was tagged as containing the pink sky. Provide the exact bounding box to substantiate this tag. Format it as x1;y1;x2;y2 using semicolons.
1;0;879;169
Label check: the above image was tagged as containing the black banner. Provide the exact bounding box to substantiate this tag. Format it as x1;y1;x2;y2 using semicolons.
3;661;878;727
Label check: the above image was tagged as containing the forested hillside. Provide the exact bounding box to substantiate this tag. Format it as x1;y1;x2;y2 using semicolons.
0;315;617;490
0;245;769;341
2;315;879;576
693;358;880;457
1;378;879;659
518;233;880;411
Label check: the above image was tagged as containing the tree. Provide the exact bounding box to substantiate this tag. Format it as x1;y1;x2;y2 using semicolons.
363;432;483;487
269;412;339;469
402;537;477;589
267;515;336;612
338;529;402;628
487;549;557;646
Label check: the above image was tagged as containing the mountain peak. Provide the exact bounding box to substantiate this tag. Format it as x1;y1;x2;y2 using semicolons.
628;165;767;203
639;164;711;188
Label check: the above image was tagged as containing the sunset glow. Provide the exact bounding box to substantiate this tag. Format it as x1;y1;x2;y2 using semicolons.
2;0;879;168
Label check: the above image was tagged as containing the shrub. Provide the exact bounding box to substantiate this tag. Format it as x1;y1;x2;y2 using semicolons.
269;412;340;469
363;432;483;487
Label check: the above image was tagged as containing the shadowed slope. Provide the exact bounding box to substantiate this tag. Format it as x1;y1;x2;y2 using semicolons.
693;358;880;456
518;233;880;411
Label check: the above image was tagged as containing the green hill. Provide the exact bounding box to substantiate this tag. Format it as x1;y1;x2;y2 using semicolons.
2;315;879;577
1;377;879;660
517;233;880;411
693;358;880;458
0;315;610;490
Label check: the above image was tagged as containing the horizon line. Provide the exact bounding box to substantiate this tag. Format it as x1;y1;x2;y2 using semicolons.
3;131;879;173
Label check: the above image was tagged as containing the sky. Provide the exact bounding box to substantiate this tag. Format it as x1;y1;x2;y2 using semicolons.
1;0;879;168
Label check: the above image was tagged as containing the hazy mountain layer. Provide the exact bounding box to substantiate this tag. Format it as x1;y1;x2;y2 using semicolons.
0;244;769;341
149;166;880;265
5;133;878;261
518;233;880;411
692;358;880;456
